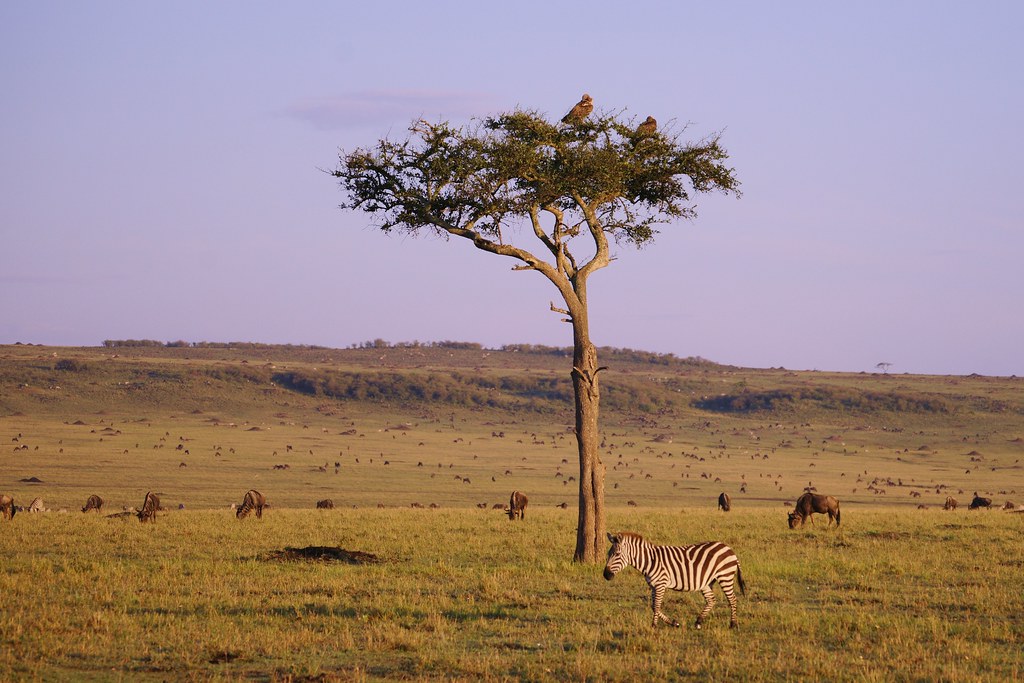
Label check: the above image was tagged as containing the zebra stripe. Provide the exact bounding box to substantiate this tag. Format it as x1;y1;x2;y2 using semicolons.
604;532;746;629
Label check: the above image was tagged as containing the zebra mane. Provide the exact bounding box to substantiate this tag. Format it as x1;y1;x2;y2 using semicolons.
613;531;648;544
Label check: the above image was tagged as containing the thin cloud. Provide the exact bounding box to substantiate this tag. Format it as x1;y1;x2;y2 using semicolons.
285;89;498;130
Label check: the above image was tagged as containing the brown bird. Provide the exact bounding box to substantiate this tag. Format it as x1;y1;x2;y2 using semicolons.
636;115;657;135
561;93;594;124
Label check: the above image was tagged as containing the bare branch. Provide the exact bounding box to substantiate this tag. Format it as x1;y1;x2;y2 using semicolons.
549;302;570;315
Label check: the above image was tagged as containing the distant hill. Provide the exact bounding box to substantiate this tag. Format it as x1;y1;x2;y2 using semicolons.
2;342;1021;423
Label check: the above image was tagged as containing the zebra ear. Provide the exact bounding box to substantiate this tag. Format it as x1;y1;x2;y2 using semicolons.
607;533;617;543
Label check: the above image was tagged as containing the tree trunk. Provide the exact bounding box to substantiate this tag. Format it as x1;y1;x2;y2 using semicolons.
572;330;606;563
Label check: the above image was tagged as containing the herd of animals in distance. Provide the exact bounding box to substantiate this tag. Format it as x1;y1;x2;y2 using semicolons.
1;483;1017;630
2;337;1022;633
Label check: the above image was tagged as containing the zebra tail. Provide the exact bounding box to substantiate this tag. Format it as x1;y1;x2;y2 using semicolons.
737;566;747;596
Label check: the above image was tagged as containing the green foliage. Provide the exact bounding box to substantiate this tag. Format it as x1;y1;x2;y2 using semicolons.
502;343;720;368
271;369;575;413
334;107;740;247
103;338;164;348
695;387;952;415
103;339;331;351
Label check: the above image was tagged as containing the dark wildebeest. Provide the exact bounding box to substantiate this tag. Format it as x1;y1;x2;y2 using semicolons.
137;491;160;523
236;489;266;519
968;493;992;510
316;499;335;510
82;494;104;513
0;494;14;520
718;492;731;512
787;492;840;529
943;496;958;510
505;490;528;520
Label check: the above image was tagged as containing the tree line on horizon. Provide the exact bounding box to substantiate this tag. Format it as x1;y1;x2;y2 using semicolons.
98;339;718;367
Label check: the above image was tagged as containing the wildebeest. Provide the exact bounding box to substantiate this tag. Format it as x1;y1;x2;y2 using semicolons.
316;499;335;510
1002;501;1017;510
236;489;266;519
137;491;160;523
82;494;104;513
718;492;731;512
505;490;528;520
0;494;14;520
943;496;958;510
968;493;992;510
787;492;840;529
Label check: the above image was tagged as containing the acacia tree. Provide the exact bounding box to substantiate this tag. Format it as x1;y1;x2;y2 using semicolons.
333;105;739;562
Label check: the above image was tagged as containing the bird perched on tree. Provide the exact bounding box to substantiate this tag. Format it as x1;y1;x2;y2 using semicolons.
636;116;657;136
561;93;594;124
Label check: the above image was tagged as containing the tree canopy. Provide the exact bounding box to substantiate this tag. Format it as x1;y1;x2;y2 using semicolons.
334;109;740;279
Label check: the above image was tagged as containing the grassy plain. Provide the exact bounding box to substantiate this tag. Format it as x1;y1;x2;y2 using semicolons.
1;343;1023;681
1;508;1021;681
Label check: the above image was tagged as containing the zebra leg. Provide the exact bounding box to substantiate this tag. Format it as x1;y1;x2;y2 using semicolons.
722;581;739;628
650;585;680;628
695;586;716;629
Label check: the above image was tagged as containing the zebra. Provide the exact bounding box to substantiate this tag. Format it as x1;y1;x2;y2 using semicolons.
603;532;746;629
236;489;266;519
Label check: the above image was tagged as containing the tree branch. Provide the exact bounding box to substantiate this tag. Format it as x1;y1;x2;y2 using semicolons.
550;301;572;323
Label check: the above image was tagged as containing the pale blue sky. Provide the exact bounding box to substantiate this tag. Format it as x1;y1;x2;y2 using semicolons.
2;2;1021;375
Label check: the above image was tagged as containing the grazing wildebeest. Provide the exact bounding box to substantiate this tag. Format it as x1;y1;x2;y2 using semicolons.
505;490;528;520
236;489;266;519
603;532;746;629
137;491;160;523
787;492;840;529
82;494;104;513
718;492;731;512
943;496;958;510
316;499;334;510
968;493;992;510
0;494;14;520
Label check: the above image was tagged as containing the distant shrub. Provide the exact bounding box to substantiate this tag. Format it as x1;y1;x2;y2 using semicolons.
54;358;86;372
103;339;164;348
499;344;723;368
271;369;575;413
204;366;270;384
694;387;951;415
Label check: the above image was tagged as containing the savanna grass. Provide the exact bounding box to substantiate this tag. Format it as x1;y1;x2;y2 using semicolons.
2;344;1023;680
1;508;1021;681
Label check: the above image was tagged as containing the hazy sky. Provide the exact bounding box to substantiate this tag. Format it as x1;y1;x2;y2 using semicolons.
2;2;1021;376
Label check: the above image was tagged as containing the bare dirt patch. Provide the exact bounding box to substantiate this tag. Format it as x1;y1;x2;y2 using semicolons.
260;546;383;564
